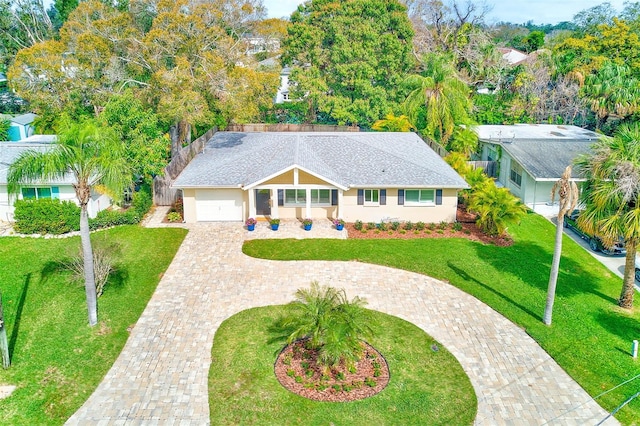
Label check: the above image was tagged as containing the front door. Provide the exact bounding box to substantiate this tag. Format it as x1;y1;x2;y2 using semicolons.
255;189;271;215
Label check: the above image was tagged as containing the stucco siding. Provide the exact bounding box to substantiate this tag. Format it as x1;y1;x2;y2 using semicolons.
340;188;458;223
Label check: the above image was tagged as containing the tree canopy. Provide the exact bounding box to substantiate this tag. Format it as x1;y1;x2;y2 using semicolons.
282;0;415;127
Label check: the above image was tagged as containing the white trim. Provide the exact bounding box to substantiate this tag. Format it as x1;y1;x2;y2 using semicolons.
248;188;256;218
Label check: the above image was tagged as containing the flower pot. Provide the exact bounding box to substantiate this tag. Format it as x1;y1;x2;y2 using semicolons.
247;224;255;231
271;224;279;231
336;224;344;231
304;224;312;231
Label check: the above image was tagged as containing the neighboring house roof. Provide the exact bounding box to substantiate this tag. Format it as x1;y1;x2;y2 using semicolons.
0;141;72;185
0;73;6;83
9;113;37;126
498;48;529;65
173;132;468;190
475;124;600;181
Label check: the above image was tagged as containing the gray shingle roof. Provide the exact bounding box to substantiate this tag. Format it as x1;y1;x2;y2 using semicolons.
0;142;73;185
493;138;593;180
173;132;468;189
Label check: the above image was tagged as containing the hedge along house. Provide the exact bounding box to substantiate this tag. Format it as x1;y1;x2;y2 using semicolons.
173;132;468;223
0;137;110;221
473;124;598;212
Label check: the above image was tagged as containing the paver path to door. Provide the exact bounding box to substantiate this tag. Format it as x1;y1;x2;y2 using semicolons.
66;223;617;425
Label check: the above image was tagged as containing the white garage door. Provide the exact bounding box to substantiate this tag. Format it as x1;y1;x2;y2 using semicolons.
195;189;243;221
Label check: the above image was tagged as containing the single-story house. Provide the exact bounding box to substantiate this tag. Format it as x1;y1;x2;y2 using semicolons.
0;137;110;221
172;132;469;223
473;124;599;209
5;113;37;141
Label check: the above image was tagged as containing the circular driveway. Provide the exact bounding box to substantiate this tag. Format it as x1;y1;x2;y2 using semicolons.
66;222;617;425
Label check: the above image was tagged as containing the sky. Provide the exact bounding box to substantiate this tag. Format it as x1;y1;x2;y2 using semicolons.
264;0;627;25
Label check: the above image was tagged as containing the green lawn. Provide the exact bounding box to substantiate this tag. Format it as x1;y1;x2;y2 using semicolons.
243;212;640;425
209;306;476;425
0;226;187;425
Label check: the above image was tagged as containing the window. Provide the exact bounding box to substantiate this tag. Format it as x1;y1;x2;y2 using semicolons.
285;189;306;205
21;187;53;200
284;189;331;206
405;189;435;205
364;189;379;205
310;189;331;205
509;161;523;187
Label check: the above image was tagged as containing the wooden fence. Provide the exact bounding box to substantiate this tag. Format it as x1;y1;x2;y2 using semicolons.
153;127;217;206
468;161;498;177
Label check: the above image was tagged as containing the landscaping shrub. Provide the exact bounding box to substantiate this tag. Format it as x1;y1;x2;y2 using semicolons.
13;199;81;234
89;187;152;230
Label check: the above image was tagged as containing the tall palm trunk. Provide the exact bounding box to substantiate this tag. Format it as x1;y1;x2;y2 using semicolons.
619;240;637;309
80;204;97;326
544;215;564;325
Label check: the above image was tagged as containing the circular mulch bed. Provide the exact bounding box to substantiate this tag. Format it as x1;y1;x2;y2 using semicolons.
345;205;513;247
274;340;390;402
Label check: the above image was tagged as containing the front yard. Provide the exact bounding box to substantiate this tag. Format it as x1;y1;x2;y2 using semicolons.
0;226;187;425
243;211;640;425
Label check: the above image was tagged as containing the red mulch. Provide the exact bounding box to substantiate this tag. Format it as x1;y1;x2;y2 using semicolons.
274;340;390;402
345;205;513;247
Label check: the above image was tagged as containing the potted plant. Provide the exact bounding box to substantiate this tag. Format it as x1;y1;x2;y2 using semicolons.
333;218;345;231
302;218;313;231
245;217;257;231
269;218;281;231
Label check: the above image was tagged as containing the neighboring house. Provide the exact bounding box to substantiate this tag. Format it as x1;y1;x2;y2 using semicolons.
498;47;529;66
173;132;468;223
5;113;37;141
0;137;110;221
257;56;292;104
473;124;599;210
243;36;280;55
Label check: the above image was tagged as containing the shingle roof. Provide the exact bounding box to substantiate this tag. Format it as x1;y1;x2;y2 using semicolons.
173;132;468;189
491;138;593;181
0;142;73;185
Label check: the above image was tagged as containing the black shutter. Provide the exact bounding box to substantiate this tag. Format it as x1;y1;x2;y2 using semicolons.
278;189;284;206
436;189;442;205
380;189;386;205
357;189;364;205
398;189;404;205
331;189;338;206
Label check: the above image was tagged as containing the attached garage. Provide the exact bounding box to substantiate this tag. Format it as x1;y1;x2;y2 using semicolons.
195;189;244;221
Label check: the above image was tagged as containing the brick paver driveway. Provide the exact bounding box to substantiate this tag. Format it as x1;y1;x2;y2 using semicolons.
66;223;616;425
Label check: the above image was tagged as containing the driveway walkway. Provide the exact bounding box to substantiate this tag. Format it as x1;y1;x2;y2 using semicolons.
66;218;616;425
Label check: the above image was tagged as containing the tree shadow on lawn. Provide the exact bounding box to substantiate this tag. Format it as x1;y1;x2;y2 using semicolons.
593;308;640;344
40;260;129;295
8;273;30;359
443;241;617;323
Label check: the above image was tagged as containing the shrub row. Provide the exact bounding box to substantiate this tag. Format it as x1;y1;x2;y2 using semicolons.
13;188;153;235
13;199;80;235
353;220;461;232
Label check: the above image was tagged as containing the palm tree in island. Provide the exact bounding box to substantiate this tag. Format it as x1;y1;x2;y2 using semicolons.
544;165;579;325
8;118;130;326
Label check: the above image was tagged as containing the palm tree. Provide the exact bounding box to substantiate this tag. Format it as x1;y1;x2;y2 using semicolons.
543;166;579;325
581;62;640;130
468;181;527;237
575;124;640;309
402;53;472;145
277;282;373;368
371;113;415;132
8;118;130;326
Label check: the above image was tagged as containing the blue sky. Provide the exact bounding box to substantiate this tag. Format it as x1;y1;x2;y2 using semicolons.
264;0;627;24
